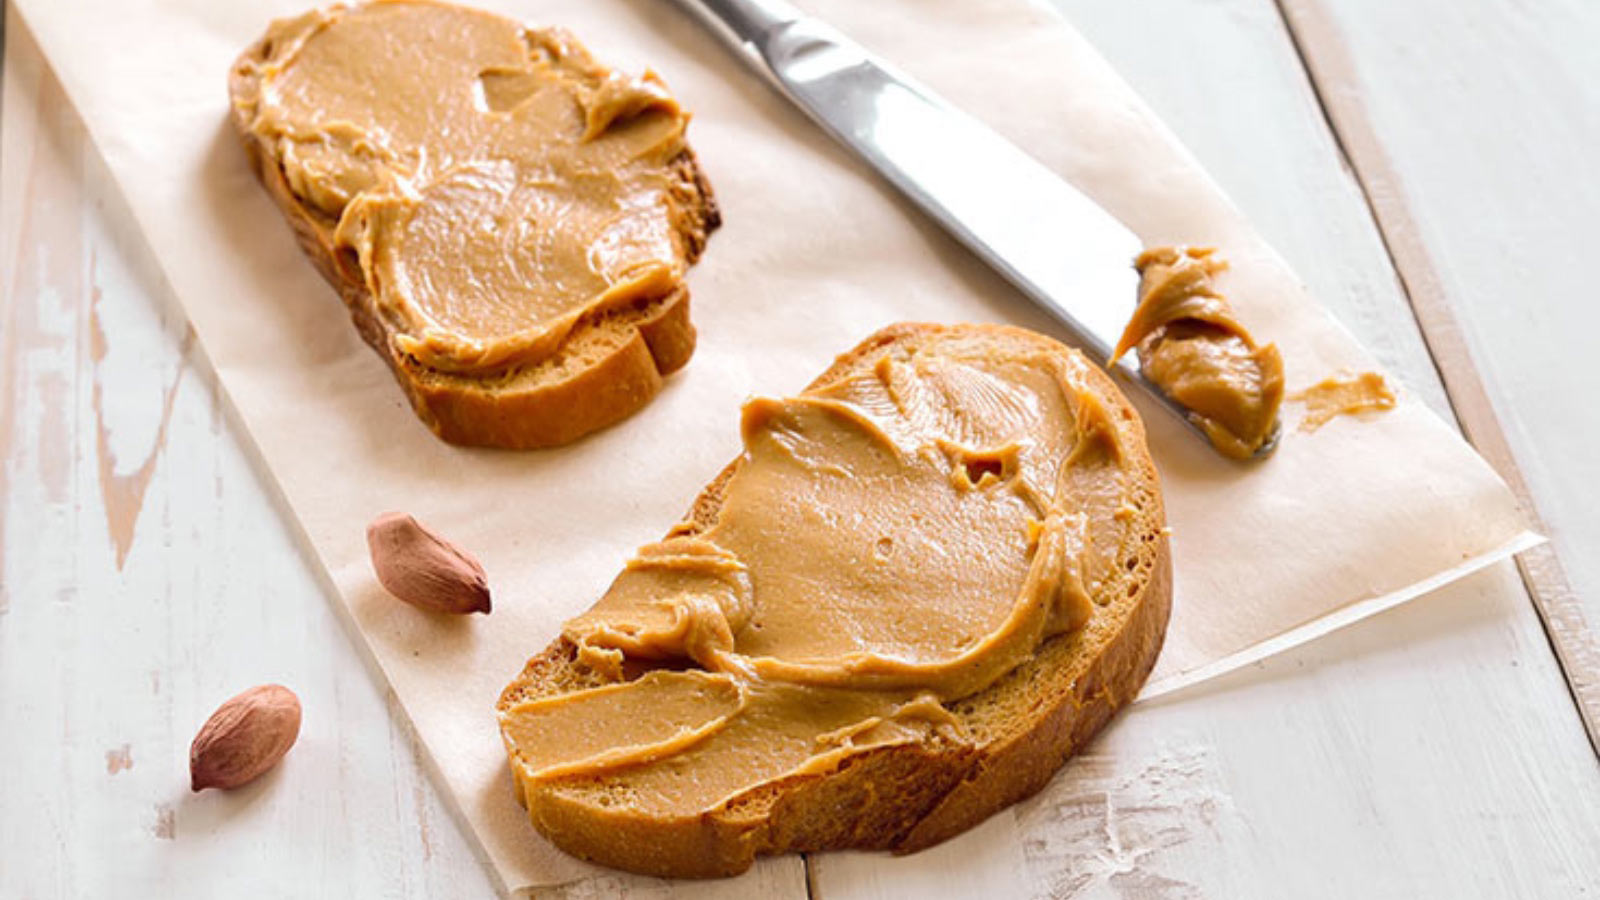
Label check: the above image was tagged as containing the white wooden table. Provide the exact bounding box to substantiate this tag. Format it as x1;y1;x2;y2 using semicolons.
4;1;1598;897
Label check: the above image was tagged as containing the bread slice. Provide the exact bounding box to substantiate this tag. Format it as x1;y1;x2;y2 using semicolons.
498;323;1171;877
227;2;720;448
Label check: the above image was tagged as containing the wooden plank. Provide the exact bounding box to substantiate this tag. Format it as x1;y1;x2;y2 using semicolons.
0;14;496;897
1277;0;1600;754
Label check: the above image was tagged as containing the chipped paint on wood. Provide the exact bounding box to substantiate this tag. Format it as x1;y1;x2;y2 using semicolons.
412;781;433;862
0;58;86;615
1017;746;1233;898
105;744;133;775
89;267;188;570
1;15;500;896
151;804;176;840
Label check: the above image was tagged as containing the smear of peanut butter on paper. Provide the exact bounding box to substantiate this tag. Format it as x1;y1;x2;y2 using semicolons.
1291;371;1397;432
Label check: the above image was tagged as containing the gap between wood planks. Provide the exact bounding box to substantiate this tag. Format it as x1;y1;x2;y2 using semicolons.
1272;0;1600;760
1;0;8;137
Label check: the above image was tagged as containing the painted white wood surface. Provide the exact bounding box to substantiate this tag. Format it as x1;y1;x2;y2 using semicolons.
2;2;1597;900
1296;0;1600;625
0;13;499;898
1277;0;1600;743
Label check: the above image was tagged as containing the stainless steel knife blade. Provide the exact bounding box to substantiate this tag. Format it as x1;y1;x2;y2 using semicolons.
680;0;1241;452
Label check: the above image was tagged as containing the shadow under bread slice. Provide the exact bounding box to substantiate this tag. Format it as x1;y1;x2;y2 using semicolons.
228;0;719;448
498;322;1172;878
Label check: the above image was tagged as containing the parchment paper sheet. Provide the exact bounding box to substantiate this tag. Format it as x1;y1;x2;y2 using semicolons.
16;0;1535;890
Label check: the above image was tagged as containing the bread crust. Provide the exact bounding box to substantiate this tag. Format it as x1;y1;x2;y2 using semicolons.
226;23;720;449
498;323;1172;877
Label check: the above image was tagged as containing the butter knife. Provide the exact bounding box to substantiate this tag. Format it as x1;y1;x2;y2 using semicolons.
679;0;1269;456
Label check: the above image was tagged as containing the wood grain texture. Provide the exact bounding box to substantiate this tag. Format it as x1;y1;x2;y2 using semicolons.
1277;0;1600;754
0;11;496;897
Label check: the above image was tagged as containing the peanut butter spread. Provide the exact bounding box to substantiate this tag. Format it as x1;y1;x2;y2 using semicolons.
1291;371;1396;432
232;0;697;373
500;336;1143;817
1112;247;1284;459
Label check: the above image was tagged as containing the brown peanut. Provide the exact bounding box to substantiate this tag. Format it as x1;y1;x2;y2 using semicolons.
366;511;492;615
190;684;301;792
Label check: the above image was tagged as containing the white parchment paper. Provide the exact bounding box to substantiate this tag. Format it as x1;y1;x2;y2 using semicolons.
15;0;1535;890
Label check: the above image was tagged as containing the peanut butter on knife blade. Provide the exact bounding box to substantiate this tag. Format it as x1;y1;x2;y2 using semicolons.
1112;246;1285;459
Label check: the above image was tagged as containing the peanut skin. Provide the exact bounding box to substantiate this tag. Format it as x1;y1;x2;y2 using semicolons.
366;512;492;615
190;684;302;792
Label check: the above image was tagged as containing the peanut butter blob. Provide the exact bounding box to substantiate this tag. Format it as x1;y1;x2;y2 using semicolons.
231;0;697;373
1113;246;1284;459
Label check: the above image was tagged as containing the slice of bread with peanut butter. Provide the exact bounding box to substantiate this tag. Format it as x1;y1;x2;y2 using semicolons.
228;0;719;447
498;323;1172;877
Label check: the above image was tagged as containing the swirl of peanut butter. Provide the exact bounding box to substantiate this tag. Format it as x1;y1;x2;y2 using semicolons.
231;1;698;374
501;334;1148;816
1112;246;1284;459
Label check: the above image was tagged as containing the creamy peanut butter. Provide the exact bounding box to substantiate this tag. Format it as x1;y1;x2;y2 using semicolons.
1291;371;1396;432
501;334;1144;816
232;1;698;373
1112;247;1284;459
